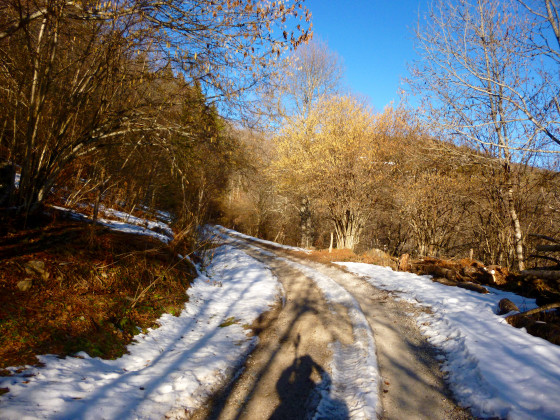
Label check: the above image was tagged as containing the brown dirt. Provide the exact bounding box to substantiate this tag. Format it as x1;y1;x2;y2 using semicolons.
188;247;354;420
0;208;195;369
291;247;397;269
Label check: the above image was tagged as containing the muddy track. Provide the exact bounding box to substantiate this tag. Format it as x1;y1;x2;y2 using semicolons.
187;237;472;420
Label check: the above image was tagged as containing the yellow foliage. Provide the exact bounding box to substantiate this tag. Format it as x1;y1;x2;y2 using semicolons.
273;95;382;202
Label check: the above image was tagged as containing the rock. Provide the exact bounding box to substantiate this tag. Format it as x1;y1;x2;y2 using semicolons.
24;260;49;281
17;278;33;292
24;260;45;275
497;298;519;315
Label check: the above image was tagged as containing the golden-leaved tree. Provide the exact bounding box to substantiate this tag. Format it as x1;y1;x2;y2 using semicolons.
262;38;343;247
274;95;386;250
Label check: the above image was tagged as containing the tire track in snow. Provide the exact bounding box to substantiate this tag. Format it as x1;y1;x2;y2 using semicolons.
278;258;379;420
211;228;379;419
212;226;473;420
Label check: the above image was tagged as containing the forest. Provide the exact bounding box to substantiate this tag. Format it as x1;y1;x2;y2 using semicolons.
2;2;560;419
1;0;560;364
2;0;559;274
219;0;560;278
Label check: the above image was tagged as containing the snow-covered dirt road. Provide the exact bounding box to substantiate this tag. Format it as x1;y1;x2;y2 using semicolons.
212;227;560;420
3;219;560;419
201;228;471;420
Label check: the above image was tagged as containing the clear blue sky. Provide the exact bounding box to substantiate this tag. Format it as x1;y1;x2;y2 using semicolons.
305;0;426;111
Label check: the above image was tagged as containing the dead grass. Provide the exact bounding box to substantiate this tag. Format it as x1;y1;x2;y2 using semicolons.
286;247;397;269
0;209;195;369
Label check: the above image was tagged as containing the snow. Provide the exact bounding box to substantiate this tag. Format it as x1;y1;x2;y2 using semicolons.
136;205;173;223
100;207;174;239
51;205;174;244
339;262;560;420
280;259;379;420
213;225;311;253
0;245;282;419
95;218;172;244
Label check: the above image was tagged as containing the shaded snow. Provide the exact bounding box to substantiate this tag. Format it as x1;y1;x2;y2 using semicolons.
214;225;311;253
282;260;379;420
0;245;281;419
100;207;174;239
340;262;560;420
51;205;173;243
96;218;172;244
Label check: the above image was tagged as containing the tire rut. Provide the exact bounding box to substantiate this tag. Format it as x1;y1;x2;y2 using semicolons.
188;247;355;419
188;235;472;419
286;256;472;420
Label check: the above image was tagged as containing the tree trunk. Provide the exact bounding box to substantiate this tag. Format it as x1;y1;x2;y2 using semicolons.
92;188;102;223
536;244;560;252
521;270;560;281
299;196;312;248
497;298;519;315
333;209;362;251
0;163;15;207
92;168;107;223
508;302;560;318
504;174;525;271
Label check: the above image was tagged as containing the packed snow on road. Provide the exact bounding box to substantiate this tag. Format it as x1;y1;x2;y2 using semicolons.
340;262;560;420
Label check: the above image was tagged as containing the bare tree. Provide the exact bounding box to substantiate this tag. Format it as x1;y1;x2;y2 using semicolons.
408;0;551;270
266;38;344;247
512;0;560;153
0;0;311;215
270;38;344;120
397;171;468;257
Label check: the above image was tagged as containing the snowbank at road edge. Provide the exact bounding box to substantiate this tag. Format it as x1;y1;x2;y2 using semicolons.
340;262;560;420
0;245;281;420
